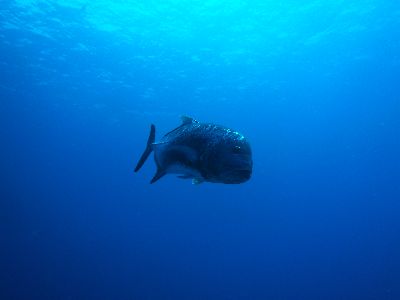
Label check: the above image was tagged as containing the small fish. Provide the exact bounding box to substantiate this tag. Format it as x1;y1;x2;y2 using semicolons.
134;116;253;184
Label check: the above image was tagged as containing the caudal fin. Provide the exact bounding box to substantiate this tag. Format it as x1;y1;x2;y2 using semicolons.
134;124;156;172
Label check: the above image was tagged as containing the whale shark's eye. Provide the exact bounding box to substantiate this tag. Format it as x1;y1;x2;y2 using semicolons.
233;146;241;153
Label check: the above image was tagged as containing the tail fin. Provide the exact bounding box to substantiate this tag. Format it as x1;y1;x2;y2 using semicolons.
134;124;156;172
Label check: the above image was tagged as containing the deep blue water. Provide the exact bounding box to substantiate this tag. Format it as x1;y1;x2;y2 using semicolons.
1;1;400;299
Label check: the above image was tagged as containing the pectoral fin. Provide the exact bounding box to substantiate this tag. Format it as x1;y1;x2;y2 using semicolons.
192;178;204;185
177;175;192;179
166;145;198;165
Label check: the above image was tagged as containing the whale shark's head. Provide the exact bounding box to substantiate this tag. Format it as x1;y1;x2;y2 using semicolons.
201;130;252;184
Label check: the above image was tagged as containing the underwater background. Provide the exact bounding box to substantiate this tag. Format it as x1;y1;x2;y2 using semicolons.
1;0;400;299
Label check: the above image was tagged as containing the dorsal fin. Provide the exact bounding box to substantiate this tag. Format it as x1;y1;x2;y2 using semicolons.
181;115;198;125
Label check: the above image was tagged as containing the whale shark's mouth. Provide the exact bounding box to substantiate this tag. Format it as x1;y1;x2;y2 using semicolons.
236;169;252;178
222;168;252;184
234;169;252;179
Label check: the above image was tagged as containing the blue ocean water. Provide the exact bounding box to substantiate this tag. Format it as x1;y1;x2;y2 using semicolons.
1;1;400;299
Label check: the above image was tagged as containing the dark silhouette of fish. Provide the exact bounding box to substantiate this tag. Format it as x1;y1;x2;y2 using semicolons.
134;116;253;184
